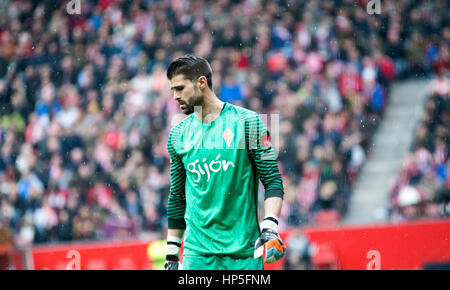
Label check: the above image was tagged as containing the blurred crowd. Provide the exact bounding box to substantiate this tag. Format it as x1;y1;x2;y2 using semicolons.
0;0;449;246
389;70;449;222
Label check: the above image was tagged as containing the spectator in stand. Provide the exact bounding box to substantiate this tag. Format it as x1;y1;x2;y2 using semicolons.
0;220;13;269
219;74;244;105
284;228;312;270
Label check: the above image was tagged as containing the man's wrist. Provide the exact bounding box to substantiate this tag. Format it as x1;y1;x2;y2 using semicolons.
260;215;279;233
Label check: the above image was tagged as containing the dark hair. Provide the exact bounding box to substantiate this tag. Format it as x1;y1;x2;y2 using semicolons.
166;54;213;89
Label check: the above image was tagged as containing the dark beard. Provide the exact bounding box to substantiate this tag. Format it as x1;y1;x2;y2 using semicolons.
182;104;195;115
182;89;203;115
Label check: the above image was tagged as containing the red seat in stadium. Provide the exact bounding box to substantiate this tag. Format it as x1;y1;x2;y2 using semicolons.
313;210;340;226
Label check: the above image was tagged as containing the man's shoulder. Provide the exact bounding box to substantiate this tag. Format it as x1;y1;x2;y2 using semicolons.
227;103;259;121
169;114;194;133
168;114;194;144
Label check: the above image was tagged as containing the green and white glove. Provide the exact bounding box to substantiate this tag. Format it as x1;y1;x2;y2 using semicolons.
254;216;286;264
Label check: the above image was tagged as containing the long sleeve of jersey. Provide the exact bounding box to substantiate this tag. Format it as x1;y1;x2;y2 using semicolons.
245;112;284;200
166;128;187;230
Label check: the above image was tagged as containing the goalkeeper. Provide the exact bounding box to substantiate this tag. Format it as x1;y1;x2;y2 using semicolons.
164;55;285;270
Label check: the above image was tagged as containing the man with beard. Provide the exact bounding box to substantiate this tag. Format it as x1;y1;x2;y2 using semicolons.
163;55;286;270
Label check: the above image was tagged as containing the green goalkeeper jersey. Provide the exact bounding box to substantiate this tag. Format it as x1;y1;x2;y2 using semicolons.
167;102;284;257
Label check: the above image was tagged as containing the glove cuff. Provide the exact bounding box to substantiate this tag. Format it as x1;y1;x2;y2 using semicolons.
166;236;181;260
260;215;279;233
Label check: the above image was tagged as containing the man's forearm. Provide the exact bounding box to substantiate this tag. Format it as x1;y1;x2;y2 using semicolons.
264;196;283;218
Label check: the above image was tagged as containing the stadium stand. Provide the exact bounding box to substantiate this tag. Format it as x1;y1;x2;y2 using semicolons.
389;70;449;222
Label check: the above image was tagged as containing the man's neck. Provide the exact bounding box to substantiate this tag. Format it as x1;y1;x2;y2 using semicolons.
195;92;224;123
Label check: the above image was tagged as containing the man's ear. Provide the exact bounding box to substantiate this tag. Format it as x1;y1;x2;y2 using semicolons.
197;76;208;90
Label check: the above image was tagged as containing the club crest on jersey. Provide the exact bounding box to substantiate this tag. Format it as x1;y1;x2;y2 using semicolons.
222;128;234;147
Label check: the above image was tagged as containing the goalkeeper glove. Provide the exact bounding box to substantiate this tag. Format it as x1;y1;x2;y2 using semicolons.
164;237;182;270
254;216;286;263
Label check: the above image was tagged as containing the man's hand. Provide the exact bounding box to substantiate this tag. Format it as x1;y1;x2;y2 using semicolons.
164;259;179;270
254;216;286;263
165;237;182;270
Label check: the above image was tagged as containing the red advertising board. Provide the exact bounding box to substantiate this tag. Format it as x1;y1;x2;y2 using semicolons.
30;239;154;270
12;218;450;270
300;218;450;270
